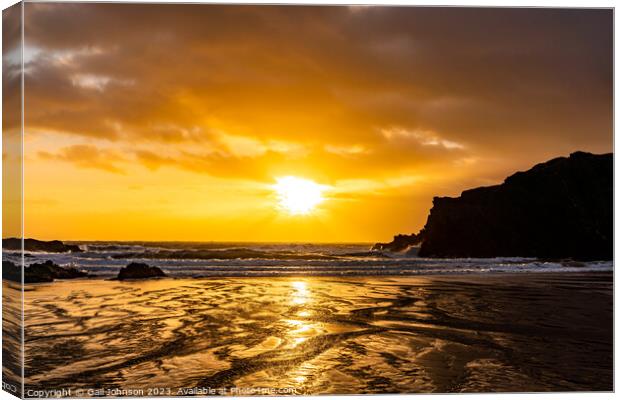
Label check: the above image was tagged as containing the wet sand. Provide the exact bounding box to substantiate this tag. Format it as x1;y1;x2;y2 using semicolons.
5;272;613;395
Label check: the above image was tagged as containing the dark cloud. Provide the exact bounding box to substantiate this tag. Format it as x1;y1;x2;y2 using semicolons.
22;4;612;183
3;3;22;137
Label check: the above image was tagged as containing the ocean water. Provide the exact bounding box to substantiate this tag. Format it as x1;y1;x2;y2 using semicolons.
3;241;612;278
2;243;612;394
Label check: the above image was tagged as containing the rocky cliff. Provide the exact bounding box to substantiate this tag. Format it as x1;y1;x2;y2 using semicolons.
419;152;612;260
376;152;612;260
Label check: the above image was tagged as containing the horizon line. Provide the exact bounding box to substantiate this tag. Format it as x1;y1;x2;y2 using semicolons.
3;237;378;245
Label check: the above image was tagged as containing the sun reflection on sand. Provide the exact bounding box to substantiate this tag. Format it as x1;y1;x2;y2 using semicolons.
287;280;316;350
291;281;309;305
285;280;321;387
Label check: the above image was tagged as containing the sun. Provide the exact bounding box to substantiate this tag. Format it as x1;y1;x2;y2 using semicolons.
273;176;326;215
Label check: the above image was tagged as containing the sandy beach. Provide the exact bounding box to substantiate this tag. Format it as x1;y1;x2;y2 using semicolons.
3;272;611;396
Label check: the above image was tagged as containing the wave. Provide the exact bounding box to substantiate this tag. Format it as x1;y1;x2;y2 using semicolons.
109;248;341;261
3;242;613;279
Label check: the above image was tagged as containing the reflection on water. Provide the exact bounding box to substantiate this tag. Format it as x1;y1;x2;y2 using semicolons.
288;281;314;350
291;281;309;305
12;273;613;395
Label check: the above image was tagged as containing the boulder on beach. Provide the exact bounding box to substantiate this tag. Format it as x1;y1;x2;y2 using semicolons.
3;238;82;253
413;152;612;260
117;262;166;280
2;260;89;283
2;261;23;282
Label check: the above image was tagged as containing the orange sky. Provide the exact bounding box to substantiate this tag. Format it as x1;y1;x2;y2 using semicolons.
2;4;613;242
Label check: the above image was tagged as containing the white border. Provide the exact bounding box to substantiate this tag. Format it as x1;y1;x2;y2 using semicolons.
0;2;615;400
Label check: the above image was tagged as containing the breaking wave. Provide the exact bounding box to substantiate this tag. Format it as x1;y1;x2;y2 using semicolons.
3;242;613;279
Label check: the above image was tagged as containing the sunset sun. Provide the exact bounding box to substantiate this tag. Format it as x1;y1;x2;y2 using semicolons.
273;176;326;215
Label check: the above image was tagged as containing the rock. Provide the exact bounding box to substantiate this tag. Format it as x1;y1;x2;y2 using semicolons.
22;261;58;283
2;261;23;282
416;152;612;260
3;238;82;253
2;260;89;283
117;262;166;280
371;233;423;252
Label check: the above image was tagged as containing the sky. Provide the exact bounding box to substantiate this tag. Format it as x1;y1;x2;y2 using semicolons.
2;4;613;242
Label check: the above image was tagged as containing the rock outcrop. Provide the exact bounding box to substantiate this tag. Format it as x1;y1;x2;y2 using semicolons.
3;238;82;253
2;260;89;283
117;262;166;280
415;152;612;260
371;233;424;252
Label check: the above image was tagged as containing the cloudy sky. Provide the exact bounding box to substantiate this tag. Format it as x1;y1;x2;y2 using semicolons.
4;3;612;241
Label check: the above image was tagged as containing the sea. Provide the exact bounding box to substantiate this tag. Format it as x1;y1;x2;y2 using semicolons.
4;241;613;278
3;241;613;393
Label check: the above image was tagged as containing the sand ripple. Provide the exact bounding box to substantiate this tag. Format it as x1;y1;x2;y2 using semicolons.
5;273;612;395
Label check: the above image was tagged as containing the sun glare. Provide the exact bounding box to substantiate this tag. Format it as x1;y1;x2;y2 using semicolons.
273;176;326;215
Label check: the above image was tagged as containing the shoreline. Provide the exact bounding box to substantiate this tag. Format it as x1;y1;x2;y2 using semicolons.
4;269;612;286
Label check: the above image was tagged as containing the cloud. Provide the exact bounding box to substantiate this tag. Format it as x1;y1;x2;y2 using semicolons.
381;127;465;150
71;73;134;91
324;144;369;156
21;4;612;185
38;145;126;173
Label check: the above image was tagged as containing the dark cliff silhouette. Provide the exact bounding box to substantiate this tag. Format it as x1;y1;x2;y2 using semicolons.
375;152;612;260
